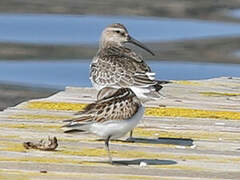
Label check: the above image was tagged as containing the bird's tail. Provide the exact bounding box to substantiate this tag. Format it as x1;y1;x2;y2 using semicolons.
62;116;92;134
131;80;171;101
153;80;171;92
152;80;171;98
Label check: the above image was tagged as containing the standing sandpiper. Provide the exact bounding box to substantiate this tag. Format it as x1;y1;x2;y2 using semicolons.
90;23;168;139
90;23;168;101
63;87;144;164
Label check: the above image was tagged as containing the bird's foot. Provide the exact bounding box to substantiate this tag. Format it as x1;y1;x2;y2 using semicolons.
125;137;136;143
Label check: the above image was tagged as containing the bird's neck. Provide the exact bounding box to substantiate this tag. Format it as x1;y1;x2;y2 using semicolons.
99;37;124;49
99;43;132;56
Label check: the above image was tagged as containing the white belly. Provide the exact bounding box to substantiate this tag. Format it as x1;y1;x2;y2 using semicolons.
89;105;144;139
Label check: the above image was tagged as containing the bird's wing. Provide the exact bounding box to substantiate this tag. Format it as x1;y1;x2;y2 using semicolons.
63;88;141;128
90;46;157;88
96;87;119;100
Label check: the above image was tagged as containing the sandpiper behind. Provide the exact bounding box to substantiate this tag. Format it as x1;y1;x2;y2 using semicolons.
90;23;169;102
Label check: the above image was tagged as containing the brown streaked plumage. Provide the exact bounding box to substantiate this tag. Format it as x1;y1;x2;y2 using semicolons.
73;87;140;122
90;23;169;101
62;87;144;164
90;23;169;141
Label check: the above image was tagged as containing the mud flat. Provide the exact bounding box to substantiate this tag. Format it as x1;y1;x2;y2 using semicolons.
2;36;240;64
0;82;58;111
0;77;240;179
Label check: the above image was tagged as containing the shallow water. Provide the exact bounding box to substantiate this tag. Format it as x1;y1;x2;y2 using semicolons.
228;9;240;19
1;14;240;88
1;14;240;44
0;60;240;89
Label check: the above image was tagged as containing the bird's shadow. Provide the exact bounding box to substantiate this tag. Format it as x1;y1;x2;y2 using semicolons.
113;158;177;166
127;137;194;146
91;158;177;166
100;137;194;147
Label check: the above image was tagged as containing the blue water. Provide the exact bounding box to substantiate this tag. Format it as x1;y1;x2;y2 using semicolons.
0;60;240;89
228;9;240;19
1;14;240;88
1;14;240;44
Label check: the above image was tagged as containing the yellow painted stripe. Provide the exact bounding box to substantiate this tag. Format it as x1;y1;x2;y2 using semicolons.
173;80;201;86
134;128;240;141
145;107;240;120
199;91;240;97
0;123;60;130
9;114;71;120
26;101;240;120
27;101;87;111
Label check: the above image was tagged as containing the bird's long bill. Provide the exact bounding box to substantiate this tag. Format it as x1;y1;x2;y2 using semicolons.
128;36;155;56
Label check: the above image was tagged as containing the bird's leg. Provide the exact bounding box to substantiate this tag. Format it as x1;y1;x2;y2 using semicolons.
125;130;135;143
129;130;133;139
105;136;112;164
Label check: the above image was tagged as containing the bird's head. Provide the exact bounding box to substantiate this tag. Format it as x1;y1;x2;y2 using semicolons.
100;23;155;56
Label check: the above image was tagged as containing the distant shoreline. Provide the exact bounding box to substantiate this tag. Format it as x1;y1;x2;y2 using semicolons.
1;36;240;64
1;0;240;23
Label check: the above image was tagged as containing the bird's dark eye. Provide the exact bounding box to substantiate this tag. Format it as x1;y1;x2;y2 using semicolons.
115;30;120;33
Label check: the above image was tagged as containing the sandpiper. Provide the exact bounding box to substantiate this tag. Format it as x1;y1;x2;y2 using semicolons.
90;23;169;139
90;23;169;101
62;87;144;164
